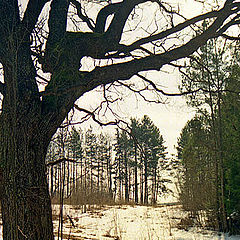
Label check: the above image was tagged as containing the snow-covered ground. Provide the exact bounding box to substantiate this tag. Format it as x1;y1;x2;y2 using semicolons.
0;205;240;239
51;204;240;240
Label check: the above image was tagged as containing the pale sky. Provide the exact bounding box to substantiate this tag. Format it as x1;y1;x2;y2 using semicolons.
77;65;195;156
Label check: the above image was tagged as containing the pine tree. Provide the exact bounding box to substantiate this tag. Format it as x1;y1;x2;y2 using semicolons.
177;116;217;220
139;115;167;204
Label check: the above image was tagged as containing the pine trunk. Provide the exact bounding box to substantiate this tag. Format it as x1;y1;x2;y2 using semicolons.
134;144;138;203
140;167;143;204
144;157;148;204
124;151;129;202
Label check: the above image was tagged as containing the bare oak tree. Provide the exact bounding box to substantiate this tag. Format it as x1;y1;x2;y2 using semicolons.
0;0;239;239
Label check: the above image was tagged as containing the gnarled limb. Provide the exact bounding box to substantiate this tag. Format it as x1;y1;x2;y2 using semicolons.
105;0;147;43
44;0;70;72
95;2;122;33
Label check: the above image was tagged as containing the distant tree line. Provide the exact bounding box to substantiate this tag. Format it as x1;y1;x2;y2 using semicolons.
46;115;171;205
176;32;240;234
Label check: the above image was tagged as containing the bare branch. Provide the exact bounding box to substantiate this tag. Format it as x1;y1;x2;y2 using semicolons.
154;0;187;21
114;10;220;55
70;0;95;31
136;73;201;96
117;80;163;104
74;104;119;126
216;13;240;36
82;10;232;93
221;34;240;40
40;0;240;136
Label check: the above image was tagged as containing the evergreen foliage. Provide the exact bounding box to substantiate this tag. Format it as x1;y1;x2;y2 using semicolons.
177;36;240;233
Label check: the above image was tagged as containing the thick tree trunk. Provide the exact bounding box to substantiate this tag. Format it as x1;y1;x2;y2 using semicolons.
0;117;54;239
0;52;55;238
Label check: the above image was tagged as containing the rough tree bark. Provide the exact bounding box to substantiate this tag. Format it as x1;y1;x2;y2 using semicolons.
0;51;55;238
0;0;239;238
